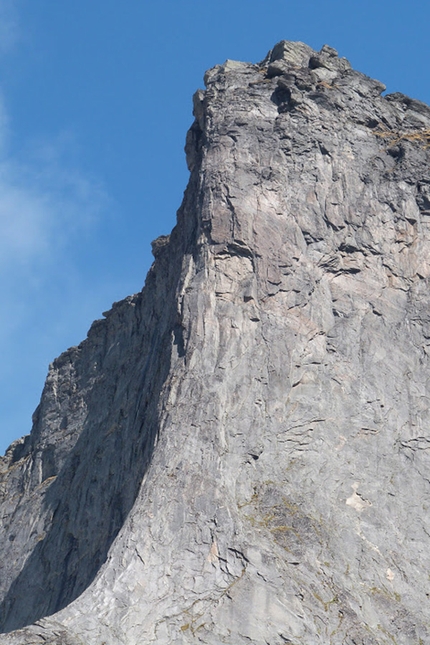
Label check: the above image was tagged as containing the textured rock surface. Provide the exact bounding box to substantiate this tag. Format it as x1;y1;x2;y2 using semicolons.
2;41;430;644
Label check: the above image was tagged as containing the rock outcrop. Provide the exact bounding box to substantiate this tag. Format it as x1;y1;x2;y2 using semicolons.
1;41;430;644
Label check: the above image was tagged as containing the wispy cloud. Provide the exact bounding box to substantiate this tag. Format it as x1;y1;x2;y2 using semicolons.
0;6;107;280
0;2;123;454
0;126;110;319
0;80;113;453
0;128;108;275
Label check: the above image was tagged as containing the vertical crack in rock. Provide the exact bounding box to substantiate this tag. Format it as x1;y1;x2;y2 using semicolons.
1;41;430;644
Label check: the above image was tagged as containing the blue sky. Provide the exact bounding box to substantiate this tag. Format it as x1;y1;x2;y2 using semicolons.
0;0;429;455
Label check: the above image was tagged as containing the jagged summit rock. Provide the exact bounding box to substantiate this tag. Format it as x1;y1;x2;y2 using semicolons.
1;41;430;644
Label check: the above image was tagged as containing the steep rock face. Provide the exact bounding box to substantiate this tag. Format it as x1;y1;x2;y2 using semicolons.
1;41;430;644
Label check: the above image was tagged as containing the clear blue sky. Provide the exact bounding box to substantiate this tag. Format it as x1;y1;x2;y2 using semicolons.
1;0;429;454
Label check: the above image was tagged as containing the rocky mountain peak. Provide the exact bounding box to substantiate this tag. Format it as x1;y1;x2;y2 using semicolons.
1;42;430;644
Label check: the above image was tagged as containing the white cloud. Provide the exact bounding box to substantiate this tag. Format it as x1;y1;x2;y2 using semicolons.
0;2;117;455
0;3;110;277
0;83;111;346
0;120;109;275
0;79;113;454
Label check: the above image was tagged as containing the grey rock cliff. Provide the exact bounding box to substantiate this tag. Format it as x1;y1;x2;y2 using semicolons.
1;41;430;644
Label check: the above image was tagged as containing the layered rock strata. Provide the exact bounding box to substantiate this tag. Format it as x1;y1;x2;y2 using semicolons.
1;41;430;644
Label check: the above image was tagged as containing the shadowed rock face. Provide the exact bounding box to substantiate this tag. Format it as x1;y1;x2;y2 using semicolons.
1;41;430;644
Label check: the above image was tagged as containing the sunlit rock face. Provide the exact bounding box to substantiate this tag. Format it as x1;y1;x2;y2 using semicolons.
2;41;430;645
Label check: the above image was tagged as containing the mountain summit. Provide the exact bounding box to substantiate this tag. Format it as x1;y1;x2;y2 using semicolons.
1;41;430;644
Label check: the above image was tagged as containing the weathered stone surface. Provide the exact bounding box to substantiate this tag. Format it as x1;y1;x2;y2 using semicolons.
2;41;430;644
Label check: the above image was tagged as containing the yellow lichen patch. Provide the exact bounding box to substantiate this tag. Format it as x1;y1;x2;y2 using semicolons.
373;125;430;149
